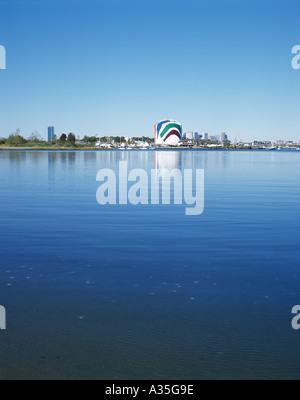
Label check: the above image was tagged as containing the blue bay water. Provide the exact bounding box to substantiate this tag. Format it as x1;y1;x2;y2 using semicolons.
0;149;300;379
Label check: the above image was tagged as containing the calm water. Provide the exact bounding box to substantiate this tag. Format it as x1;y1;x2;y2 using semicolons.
0;149;300;380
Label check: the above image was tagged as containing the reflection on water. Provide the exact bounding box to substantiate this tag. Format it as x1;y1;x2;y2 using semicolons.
5;149;231;172
155;151;182;171
47;150;185;184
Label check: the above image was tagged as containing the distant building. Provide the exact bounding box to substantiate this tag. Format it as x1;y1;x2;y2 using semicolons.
48;126;54;142
221;132;228;142
154;119;182;145
204;133;208;140
185;132;193;140
194;132;199;140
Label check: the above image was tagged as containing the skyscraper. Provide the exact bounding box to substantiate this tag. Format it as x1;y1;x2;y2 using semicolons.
221;132;228;142
204;133;208;140
48;126;54;142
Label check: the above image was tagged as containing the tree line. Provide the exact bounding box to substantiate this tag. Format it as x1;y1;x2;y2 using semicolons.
0;130;154;147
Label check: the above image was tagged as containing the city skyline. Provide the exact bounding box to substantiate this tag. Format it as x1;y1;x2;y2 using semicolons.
0;0;300;142
3;124;299;146
3;124;300;147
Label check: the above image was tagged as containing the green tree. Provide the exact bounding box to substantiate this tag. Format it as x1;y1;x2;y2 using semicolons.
60;133;67;142
222;140;231;148
67;133;76;143
8;134;27;145
28;131;42;143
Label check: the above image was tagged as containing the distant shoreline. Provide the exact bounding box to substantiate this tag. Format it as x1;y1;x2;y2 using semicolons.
0;146;291;152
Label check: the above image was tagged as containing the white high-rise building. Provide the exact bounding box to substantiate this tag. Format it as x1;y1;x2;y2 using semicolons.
221;132;228;142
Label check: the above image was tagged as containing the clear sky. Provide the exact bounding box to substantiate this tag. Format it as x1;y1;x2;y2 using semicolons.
0;0;300;142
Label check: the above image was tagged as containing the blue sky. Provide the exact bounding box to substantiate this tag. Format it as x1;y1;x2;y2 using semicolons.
0;0;300;142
